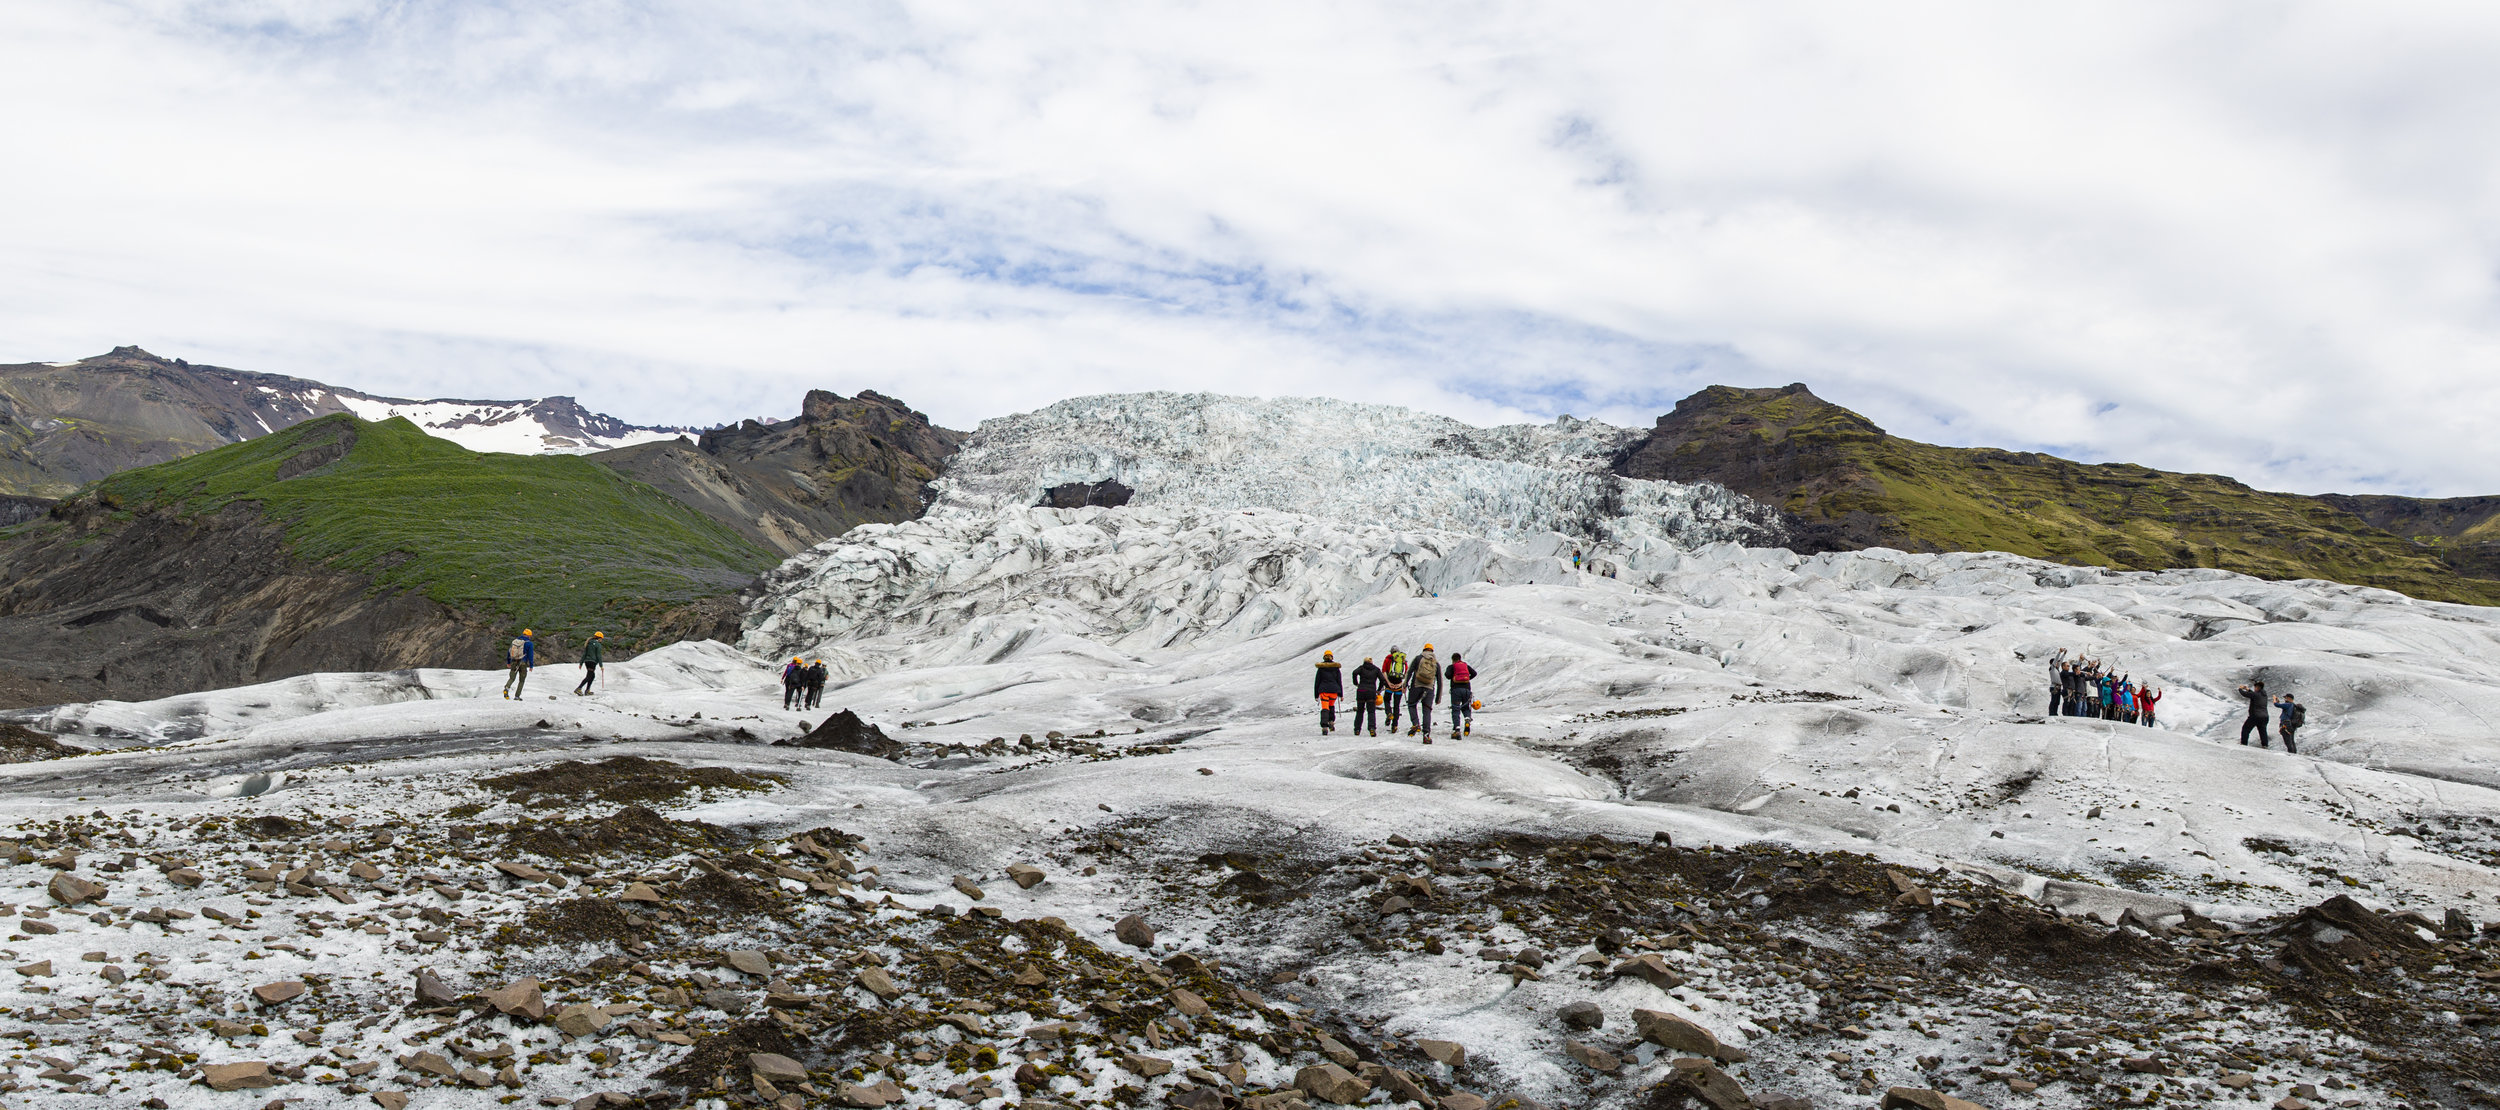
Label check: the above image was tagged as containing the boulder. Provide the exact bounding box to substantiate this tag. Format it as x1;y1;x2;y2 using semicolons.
749;1053;809;1083
1668;1058;1753;1110
1295;1063;1372;1105
1563;1041;1621;1072
252;981;305;1006
1558;1000;1604;1030
1115;914;1157;948
1634;1010;1724;1059
1416;1039;1466;1067
1121;1053;1174;1077
1612;953;1685;989
200;1061;277;1090
483;978;546;1020
47;872;105;906
415;969;459;1004
726;950;773;977
1007;864;1046;889
855;966;901;999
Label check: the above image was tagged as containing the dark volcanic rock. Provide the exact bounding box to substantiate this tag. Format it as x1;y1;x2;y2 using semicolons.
611;389;962;556
0;498;501;707
1041;480;1133;509
778;710;902;758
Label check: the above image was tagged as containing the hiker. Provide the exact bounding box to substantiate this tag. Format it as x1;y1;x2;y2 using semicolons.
1380;645;1408;734
573;631;605;695
1407;644;1440;740
1572;548;1583;570
2138;684;2161;727
1314;651;1344;734
502;629;536;699
804;659;830;710
782;657;806;710
1351;656;1385;737
2047;649;2068;716
2237;680;2272;747
2276;693;2306;754
1446;652;1477;739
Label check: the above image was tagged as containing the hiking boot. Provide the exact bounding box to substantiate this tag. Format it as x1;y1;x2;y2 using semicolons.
1463;724;1471;735
1370;729;1378;737
1407;727;1418;736
1421;736;1432;745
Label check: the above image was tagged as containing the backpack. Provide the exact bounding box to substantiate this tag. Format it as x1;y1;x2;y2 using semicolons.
1450;661;1473;683
507;638;525;663
2280;703;2306;728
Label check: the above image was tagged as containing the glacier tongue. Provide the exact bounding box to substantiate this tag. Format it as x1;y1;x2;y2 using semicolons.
924;391;1784;548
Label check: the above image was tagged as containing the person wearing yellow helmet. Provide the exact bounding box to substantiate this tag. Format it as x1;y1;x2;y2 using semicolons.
782;656;806;709
573;631;606;695
501;628;536;700
803;658;830;710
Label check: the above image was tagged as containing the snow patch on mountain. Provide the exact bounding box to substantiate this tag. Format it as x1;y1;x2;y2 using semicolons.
334;393;683;455
926;392;1783;548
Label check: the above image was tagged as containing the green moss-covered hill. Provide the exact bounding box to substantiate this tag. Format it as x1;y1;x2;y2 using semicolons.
1615;384;2500;607
92;413;779;647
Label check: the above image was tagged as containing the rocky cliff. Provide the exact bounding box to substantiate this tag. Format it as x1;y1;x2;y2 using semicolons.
595;388;966;555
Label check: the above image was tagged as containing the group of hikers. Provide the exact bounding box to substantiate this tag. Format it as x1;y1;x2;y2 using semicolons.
1313;644;1480;742
782;657;830;709
2046;649;2311;754
499;629;605;699
2047;649;2162;725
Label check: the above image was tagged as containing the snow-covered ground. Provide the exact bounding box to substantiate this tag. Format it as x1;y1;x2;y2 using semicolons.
2;394;2497;1107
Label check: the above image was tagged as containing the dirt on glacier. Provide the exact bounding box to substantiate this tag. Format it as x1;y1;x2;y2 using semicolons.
0;743;2493;1110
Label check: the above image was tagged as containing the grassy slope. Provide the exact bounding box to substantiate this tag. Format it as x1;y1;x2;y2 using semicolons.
1677;387;2500;606
93;414;778;644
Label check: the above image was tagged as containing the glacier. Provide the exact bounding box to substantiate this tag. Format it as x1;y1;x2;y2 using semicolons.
3;391;2496;1108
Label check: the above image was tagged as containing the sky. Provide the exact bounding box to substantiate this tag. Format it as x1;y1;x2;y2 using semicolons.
5;2;2500;495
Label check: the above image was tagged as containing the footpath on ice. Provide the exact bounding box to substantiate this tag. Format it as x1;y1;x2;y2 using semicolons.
3;514;2499;1107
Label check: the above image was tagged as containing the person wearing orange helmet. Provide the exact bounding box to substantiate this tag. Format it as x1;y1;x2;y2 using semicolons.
782;657;806;709
804;658;829;709
573;631;606;695
501;629;535;700
1313;651;1345;734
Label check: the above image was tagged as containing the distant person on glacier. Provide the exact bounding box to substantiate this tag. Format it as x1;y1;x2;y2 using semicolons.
2237;680;2273;747
501;629;536;700
573;631;604;695
1380;646;1408;733
1350;656;1385;737
2138;684;2161;727
2276;693;2306;754
1407;645;1440;740
782;657;805;710
2046;649;2068;716
804;659;830;709
1314;652;1345;734
1446;653;1478;739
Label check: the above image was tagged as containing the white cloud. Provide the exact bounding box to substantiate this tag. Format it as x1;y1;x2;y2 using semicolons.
4;1;2499;494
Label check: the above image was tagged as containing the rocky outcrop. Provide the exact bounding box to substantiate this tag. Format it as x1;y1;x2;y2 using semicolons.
597;389;965;555
0;498;501;707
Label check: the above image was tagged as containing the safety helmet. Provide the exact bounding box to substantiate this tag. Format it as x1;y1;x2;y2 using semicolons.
1423;643;1433;650
1322;651;1334;660
522;628;533;636
593;631;604;639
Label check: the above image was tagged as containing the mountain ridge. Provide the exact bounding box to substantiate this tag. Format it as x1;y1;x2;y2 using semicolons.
1613;382;2500;605
0;346;695;497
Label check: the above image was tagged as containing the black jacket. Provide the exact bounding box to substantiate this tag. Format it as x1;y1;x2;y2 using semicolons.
1313;661;1343;698
1352;661;1383;696
2241;687;2269;721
